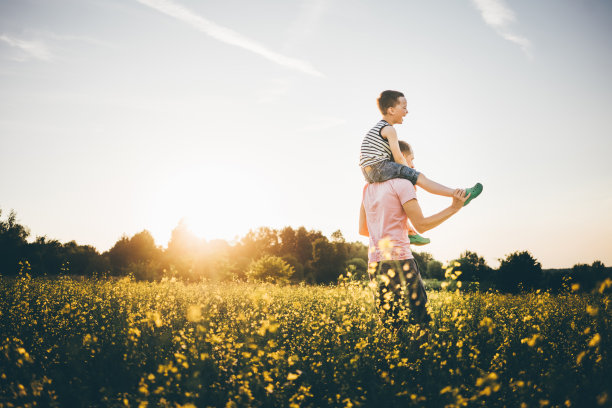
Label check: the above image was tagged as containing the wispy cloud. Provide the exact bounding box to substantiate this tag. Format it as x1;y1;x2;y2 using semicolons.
470;0;533;57
135;0;324;77
0;34;53;61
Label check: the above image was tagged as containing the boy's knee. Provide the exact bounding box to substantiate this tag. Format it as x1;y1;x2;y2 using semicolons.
400;165;420;185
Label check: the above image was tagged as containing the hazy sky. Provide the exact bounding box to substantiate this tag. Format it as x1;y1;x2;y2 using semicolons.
1;0;611;268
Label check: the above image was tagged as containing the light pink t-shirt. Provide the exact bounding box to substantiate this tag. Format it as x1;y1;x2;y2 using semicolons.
362;178;417;263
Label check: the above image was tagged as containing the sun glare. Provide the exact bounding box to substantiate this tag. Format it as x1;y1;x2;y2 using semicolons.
142;166;282;247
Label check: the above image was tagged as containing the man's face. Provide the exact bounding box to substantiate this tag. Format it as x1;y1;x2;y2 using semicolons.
389;97;408;123
403;151;415;168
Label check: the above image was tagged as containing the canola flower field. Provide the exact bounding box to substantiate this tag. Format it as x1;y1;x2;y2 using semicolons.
0;271;610;408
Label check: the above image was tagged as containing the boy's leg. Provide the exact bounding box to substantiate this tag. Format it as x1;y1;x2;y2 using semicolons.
407;224;418;235
463;183;483;206
368;161;420;185
361;166;374;183
415;173;455;197
369;161;482;205
409;234;431;246
417;175;484;205
408;223;430;246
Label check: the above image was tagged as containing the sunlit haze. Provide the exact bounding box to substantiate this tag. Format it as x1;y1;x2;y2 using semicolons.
1;0;611;268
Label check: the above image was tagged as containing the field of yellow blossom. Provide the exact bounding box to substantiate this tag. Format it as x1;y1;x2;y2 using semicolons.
1;271;610;408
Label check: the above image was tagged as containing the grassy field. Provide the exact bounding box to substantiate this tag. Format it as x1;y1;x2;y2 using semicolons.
0;272;610;408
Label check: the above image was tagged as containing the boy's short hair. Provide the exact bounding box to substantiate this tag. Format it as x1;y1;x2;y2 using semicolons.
398;140;412;154
378;90;405;114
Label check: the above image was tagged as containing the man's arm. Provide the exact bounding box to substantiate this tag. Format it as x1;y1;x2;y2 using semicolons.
359;202;369;237
402;190;468;233
381;126;409;166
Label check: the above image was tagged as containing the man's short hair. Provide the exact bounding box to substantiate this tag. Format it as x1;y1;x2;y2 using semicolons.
378;90;405;115
398;140;412;154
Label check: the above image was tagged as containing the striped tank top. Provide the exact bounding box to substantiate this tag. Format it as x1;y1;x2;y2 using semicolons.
359;120;392;168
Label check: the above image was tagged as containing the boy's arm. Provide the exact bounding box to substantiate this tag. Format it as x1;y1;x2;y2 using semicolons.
359;202;369;237
381;126;409;166
402;190;468;233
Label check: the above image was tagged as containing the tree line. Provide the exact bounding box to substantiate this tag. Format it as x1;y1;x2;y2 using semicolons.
1;209;610;292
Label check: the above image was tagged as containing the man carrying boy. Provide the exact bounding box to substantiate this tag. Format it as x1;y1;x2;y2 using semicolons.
359;149;469;327
359;90;481;327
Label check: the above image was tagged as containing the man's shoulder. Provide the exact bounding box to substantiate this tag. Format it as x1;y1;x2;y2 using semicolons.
389;179;417;204
388;178;414;188
365;178;414;193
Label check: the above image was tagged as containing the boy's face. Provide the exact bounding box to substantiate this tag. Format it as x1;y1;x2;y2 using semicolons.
389;97;408;123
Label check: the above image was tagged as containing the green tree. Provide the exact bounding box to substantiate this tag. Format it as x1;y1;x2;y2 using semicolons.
345;258;368;280
165;221;203;278
239;227;279;259
281;254;304;282
425;260;444;280
331;230;345;243
345;241;368;262
497;251;543;292
331;230;348;268
62;241;100;274
412;251;434;273
295;227;314;265
569;260;609;292
26;236;64;275
165;222;236;281
0;209;30;275
453;250;493;282
202;239;238;282
278;226;297;256
246;255;295;284
166;220;200;257
107;230;163;278
310;237;343;284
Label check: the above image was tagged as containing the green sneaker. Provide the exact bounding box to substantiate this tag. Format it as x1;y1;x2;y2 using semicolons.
463;182;483;206
409;234;430;246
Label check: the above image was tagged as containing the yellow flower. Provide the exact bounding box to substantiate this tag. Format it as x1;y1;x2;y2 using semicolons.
586;305;598;316
598;278;612;294
186;305;202;322
377;237;395;260
588;333;601;347
521;334;541;347
597;392;608;405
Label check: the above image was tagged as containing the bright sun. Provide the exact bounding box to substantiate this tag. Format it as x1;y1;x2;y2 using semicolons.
142;166;282;247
